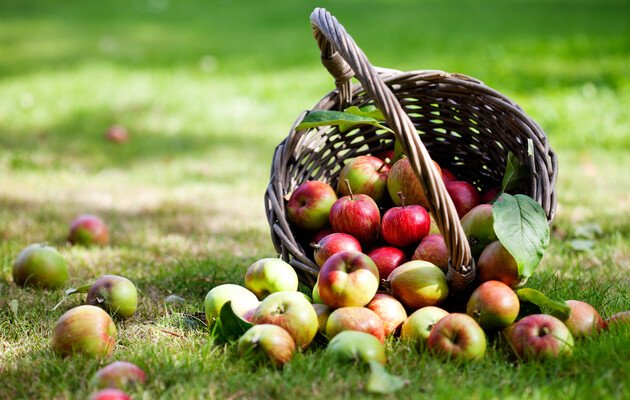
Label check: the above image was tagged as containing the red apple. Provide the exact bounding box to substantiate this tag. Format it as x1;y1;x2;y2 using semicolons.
460;204;497;257
373;148;394;162
445;181;480;218
313;233;362;267
367;246;407;280
427;313;487;361
412;234;449;273
387;260;449;310
92;389;131;400
401;306;449;346
466;281;519;330
237;324;296;366
329;186;381;246
441;169;457;184
481;187;501;203
244;258;298;299
326;330;386;365
561;300;605;338
312;228;334;244
69;214;109;246
105;125;129;143
366;293;407;337
12;243;69;289
387;157;441;208
381;194;430;248
317;251;379;308
326;307;385;343
93;361;146;389
510;314;574;361
477;241;525;288
251;291;318;350
287;181;337;231
87;275;138;319
606;311;630;328
336;155;390;203
313;303;332;335
52;305;116;358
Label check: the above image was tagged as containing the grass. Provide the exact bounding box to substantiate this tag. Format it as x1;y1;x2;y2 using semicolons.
0;0;629;398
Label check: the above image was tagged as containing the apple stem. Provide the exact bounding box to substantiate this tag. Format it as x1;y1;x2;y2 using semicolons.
397;191;406;208
344;179;354;200
377;158;390;173
310;242;321;250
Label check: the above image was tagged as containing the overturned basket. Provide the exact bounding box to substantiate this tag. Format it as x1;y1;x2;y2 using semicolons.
265;8;557;298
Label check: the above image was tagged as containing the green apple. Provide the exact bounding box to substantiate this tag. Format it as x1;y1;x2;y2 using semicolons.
313;303;332;335
401;306;449;346
237;324;296;366
244;258;298;299
326;330;386;365
461;204;497;257
87;275;138;319
204;284;259;324
387;260;448;310
12;243;68;289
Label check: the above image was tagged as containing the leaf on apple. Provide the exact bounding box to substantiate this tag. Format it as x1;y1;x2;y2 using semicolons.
366;361;406;394
218;300;254;342
296;110;393;133
516;288;571;320
501;152;529;193
492;193;549;279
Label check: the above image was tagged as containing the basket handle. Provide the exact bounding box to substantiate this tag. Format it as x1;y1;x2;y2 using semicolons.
310;8;475;296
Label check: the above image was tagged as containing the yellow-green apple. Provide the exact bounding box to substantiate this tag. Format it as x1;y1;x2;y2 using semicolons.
12;244;68;289
387;157;441;208
69;214;109;246
287;181;337;231
441;169;457;184
559;300;605;338
412;234;449;273
461;204;497;257
312;280;323;304
401;306;449;346
387;260;448;310
326;306;385;343
326;330;386;365
428;213;441;235
477;241;525;288
329;186;381;246
317;251;379;308
87;275;138;319
336;155;390;203
93;361;146;389
52;305;116;358
381;195;430;247
427;313;487;361
366;293;407;337
510;314;574;361
466;281;519;330
313;303;332;335
445;181;480;218
313;233;362;267
605;311;630;329
251;291;318;349
91;389;131;400
204;284;260;324
237;324;296;366
367;246;407;280
244;258;298;299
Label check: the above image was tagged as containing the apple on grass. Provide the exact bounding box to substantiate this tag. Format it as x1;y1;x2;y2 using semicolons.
427;313;487;361
244;258;298;299
237;324;296;366
329;181;381;246
381;192;430;248
251;291;318;350
466;280;519;330
12;243;68;289
367;246;407;281
69;214;109;246
460;204;497;257
313;303;332;335
336;155;390;203
510;314;574;361
287;180;337;232
559;300;605;338
605;311;630;328
401;306;449;346
445;181;480;218
93;361;146;389
312;233;362;267
366;293;407;337
412;234;449;273
477;241;525;288
87;275;138;319
204;284;260;324
387;157;441;209
52;305;116;358
105;125;129;143
326;330;386;365
387;260;448;310
317;251;379;308
325;306;385;343
92;388;131;400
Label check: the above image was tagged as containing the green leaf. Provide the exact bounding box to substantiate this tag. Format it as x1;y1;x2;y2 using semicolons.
516;288;571;320
492;193;550;279
65;283;92;296
501;152;529;193
296;110;393;133
366;361;406;394
344;105;385;121
218;301;254;342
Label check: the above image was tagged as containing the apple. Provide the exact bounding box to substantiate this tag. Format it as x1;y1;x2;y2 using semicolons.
428;213;441;235
445;181;480;218
242;307;257;323
560;300;605;338
477;241;525;288
92;389;131;400
326;330;386;365
317;251;379;308
387;157;441;208
366;293;407;337
312;280;323;304
401;306;449;346
105;125;129;143
510;314;574;361
251;291;318;349
329;184;381;246
466;281;519;330
313;233;362;267
381;194;430;248
287;180;337;231
427;313;487;361
93;361;146;389
237;324;296;366
52;305;116;358
336;155;390;203
374;149;394;162
69;214;109;246
12;243;69;289
412;234;449;273
605;311;630;329
481;187;501;204
387;260;449;310
441;169;457;184
367;246;407;280
87;275;138;319
313;303;332;335
204;284;260;324
244;258;298;299
460;204;497;257
326;306;385;343
312;228;334;244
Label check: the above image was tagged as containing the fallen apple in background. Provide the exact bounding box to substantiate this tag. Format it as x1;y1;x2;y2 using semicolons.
381;193;430;248
412;234;449;273
326;330;386;365
387;260;448;310
93;361;146;389
87;275;138;319
366;293;407;337
244;258;298;299
401;306;449;347
329;182;381;246
204;284;260;324
91;388;131;400
69;214;109;246
313;233;362;267
605;311;630;328
317;251;379;308
336;155;390;203
52;305;116;358
427;313;487;362
466;280;519;330
559;300;605;338
105;125;129;143
445;181;480;218
367;246;407;280
510;314;574;361
12;243;69;289
477;241;525;288
326;306;385;343
287;180;338;232
237;324;296;366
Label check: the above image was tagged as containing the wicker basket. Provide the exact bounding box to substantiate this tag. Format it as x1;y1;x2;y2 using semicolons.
265;8;557;298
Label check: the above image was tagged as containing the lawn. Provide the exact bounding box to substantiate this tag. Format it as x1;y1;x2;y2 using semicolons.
1;0;629;398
